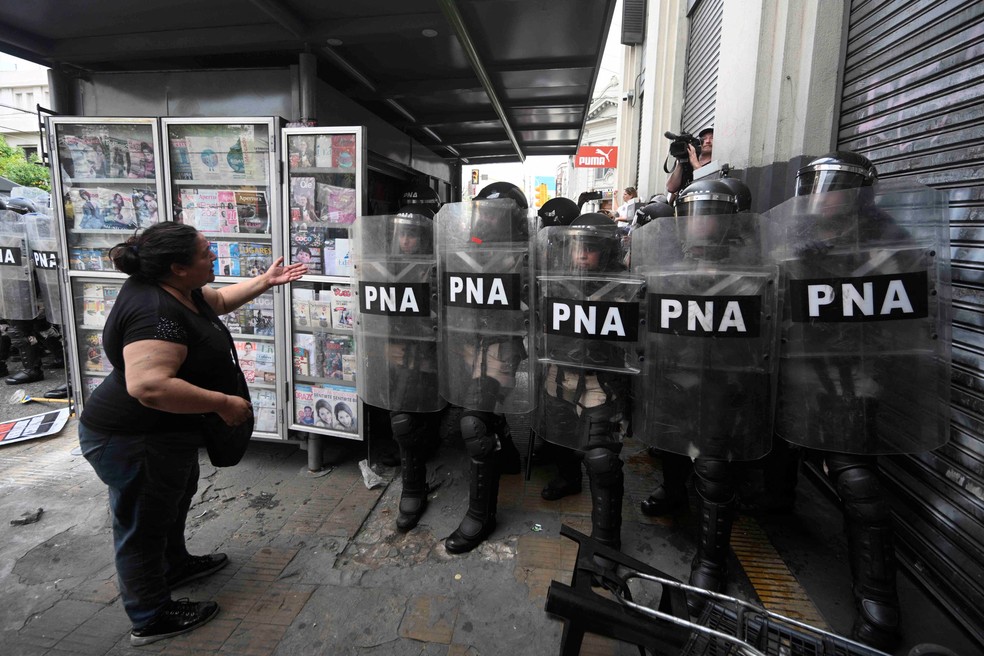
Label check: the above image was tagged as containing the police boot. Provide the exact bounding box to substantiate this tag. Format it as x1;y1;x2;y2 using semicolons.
0;332;10;377
541;447;583;501
495;416;522;475
689;458;735;605
40;326;65;368
641;451;690;516
584;446;624;551
396;443;428;532
5;339;43;385
827;453;901;651
445;458;499;554
847;522;901;652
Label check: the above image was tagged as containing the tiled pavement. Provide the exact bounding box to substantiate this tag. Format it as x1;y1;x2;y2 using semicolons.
0;419;976;655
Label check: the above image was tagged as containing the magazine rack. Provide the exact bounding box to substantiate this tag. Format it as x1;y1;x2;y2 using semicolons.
282;126;366;441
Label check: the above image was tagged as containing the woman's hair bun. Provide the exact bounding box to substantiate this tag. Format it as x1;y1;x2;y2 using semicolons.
110;237;142;275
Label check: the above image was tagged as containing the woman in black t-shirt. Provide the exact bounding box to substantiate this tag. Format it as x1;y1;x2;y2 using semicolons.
79;222;305;646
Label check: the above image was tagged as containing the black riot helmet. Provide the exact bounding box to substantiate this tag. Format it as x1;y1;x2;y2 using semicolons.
472;181;530;243
676;178;740;218
568;212;623;272
392;204;435;255
476;181;528;209
537;197;579;228
717;177;752;212
634;198;674;229
795;151;877;196
400;184;442;214
5;197;37;215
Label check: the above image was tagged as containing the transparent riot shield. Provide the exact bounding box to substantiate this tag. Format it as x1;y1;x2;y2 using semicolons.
533;225;645;450
0;210;40;321
764;182;950;455
25;211;64;325
631;213;779;461
353;213;444;413
436;199;536;414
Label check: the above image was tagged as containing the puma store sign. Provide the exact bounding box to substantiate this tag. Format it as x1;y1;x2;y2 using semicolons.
359;282;430;316
443;272;522;310
789;271;928;322
546;299;640;341
0;247;23;266
649;294;762;338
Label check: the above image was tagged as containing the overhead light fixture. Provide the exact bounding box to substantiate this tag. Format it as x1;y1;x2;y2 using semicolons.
422;29;438;37
326;38;343;46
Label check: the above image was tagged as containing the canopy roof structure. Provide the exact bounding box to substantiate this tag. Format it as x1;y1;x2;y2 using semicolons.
0;0;618;164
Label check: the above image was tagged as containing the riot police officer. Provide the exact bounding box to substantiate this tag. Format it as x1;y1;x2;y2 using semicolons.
354;203;445;532
536;197;579;229
766;151;950;651
437;182;531;553
0;197;64;384
632;178;779;598
535;213;645;552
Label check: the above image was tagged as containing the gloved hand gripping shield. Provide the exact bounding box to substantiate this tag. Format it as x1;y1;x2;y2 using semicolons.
436;199;536;414
533;223;645;449
0;210;41;321
24;210;63;325
353;213;444;413
631;213;779;461
764;181;951;455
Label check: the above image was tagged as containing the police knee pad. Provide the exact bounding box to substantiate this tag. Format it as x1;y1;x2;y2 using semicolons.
460;411;499;460
390;412;424;447
694;457;734;503
583;445;623;486
826;453;888;523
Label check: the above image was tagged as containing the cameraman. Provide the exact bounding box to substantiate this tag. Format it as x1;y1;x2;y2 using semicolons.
666;127;714;199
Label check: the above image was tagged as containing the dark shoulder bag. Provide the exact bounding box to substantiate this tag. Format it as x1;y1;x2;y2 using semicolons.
200;300;254;467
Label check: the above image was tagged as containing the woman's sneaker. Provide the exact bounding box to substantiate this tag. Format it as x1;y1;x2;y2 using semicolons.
166;553;229;588
130;599;219;646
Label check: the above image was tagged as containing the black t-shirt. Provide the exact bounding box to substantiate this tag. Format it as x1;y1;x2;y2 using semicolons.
80;278;240;441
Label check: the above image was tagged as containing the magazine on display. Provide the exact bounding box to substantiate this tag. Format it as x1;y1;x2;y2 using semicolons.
292;333;315;376
170;136;193;180
321;334;355;382
332;134;356;169
68;187;158;231
209;241;272;277
81;283;119;329
290;176;317;223
294;382;358;432
220;294;275;336
82;331;112;374
308;291;332;331
253;389;277;433
69;247;115;272
292;288;313;329
330;285;355;331
288;135;316;169
315;183;356;224
235;190;269;233
315;135;333;168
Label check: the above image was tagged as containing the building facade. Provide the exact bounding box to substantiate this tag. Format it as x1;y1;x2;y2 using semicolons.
0;65;48;157
616;0;984;644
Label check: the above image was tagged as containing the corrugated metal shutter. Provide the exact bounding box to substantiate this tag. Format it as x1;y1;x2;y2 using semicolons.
622;0;647;45
838;0;984;644
680;0;722;134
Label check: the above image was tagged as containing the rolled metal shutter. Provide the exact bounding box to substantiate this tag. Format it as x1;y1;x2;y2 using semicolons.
680;0;722;134
838;0;984;644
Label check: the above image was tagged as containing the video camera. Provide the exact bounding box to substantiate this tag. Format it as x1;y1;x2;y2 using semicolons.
664;131;701;161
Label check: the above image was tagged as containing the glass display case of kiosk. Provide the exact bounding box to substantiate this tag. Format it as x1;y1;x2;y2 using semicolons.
282;126;365;440
161;117;287;441
47;116;165;410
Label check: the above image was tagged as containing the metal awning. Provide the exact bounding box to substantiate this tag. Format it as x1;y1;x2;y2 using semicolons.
0;0;617;164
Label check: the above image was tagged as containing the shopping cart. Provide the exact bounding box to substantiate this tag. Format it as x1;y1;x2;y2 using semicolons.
545;524;890;656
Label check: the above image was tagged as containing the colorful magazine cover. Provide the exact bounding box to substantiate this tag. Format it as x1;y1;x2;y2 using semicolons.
240;242;273;276
318;383;358;434
329;285;355;331
255;342;276;383
309;294;332;331
292;288;313;329
106;136;131;179
321;335;355;382
170;137;193;180
290;176;318;223
294;384;316;426
332;134;356;169
235;340;258;383
235;190;269;233
288;135;316;169
132;189;159;226
292;333;315;376
291;245;322;274
128;138;156;179
316;184;357;224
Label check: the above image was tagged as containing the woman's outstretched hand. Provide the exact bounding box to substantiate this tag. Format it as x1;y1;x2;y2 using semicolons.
263;257;307;287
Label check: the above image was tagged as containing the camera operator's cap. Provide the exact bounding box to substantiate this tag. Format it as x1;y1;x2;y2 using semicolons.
697;126;714;139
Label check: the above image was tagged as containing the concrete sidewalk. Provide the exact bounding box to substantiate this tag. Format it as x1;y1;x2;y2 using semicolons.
0;418;977;656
